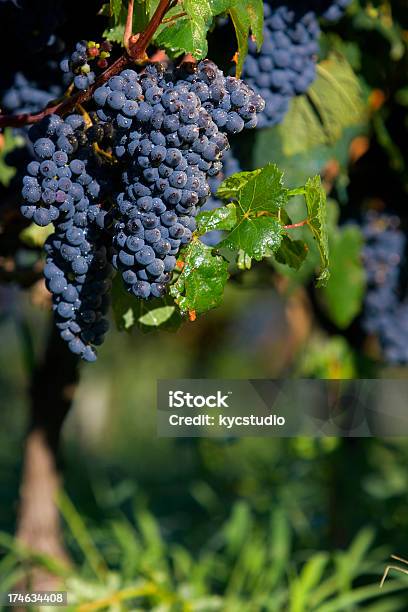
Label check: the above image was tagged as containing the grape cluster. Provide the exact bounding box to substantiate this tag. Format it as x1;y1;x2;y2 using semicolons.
361;212;408;364
312;0;351;21
242;0;350;128
1;71;61;114
92;60;264;299
19;60;263;359
21;114;112;361
242;2;320;128
60;40;112;91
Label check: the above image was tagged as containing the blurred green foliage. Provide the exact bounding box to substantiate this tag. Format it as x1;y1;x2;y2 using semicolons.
1;494;408;611
2;304;408;608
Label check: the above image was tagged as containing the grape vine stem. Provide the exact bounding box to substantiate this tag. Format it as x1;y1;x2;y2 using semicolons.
284;219;309;229
124;0;135;49
0;0;176;129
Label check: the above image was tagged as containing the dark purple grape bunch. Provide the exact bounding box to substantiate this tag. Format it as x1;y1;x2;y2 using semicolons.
91;61;264;299
242;1;320;127
92;64;229;299
242;0;351;128
361;212;408;364
1;72;61;114
19;59;264;359
310;0;351;21
60;40;112;91
20;113;112;361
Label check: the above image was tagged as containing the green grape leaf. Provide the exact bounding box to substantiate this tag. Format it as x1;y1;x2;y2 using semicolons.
153;0;263;65
154;20;208;59
228;0;264;76
303;176;330;286
217;164;288;260
170;239;229;314
280;53;365;156
223;216;283;260
154;0;214;59
320;225;365;328
275;235;309;270
103;24;126;43
0;129;24;187
19;224;54;248
196;203;237;234
217;164;288;213
138;305;176;326
216;169;261;201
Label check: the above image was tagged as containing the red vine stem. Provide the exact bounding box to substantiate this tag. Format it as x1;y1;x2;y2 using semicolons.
284;219;309;229
129;0;177;56
124;0;135;49
0;0;175;129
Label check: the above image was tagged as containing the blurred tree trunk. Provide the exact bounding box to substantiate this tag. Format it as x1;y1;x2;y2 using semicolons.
17;323;79;588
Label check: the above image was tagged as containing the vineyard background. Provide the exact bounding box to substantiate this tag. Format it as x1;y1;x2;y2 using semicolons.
1;0;408;609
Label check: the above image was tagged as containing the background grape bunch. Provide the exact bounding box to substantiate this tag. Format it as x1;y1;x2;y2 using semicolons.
361;212;408;364
241;0;351;128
